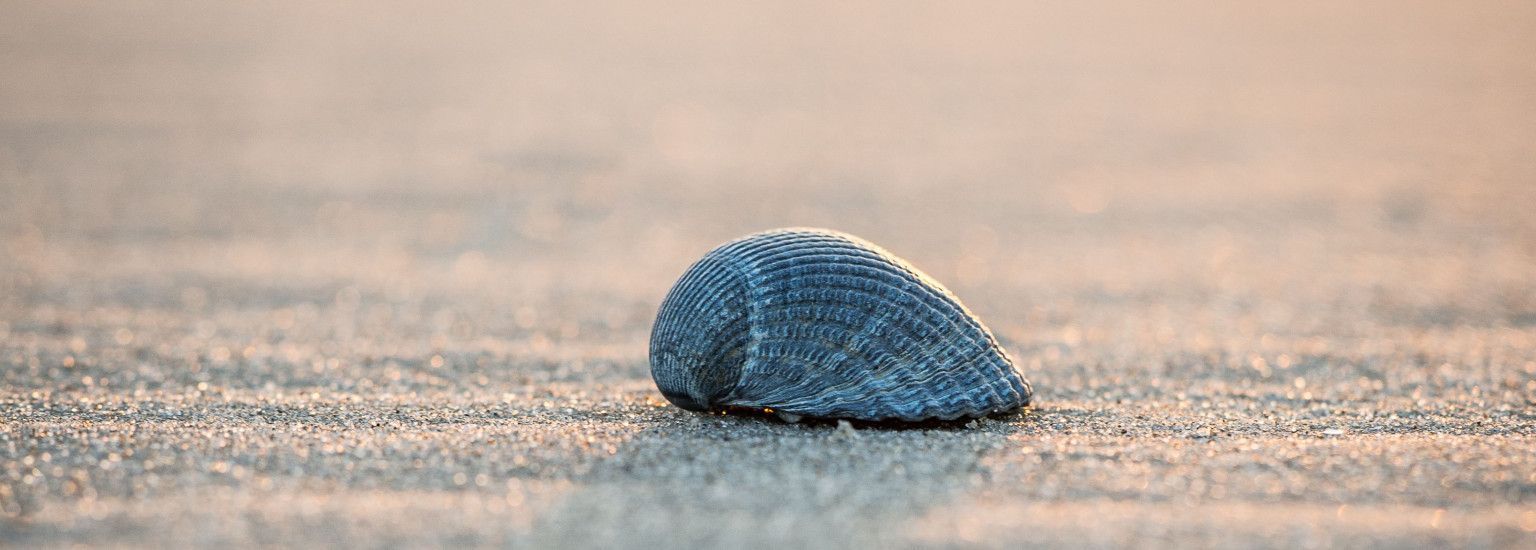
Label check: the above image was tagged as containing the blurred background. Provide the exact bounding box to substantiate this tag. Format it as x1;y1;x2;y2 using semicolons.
4;1;1533;388
2;1;1535;545
5;0;1536;392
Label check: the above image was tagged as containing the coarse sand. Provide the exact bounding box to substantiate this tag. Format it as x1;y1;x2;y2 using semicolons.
3;2;1536;547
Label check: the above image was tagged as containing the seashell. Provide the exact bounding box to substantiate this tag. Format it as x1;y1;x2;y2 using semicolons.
649;227;1033;422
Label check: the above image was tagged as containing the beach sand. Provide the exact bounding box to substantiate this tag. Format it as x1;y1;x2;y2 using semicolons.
2;2;1534;547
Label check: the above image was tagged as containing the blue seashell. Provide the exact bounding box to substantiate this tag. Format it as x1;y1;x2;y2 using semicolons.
649;228;1033;422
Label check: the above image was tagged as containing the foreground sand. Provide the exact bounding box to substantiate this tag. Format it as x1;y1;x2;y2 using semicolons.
3;2;1535;547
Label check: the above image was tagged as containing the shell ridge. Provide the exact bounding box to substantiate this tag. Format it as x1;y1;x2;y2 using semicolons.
724;270;838;408
734;230;1025;417
730;274;1018;418
648;249;753;408
757;267;1016;410
733;320;907;413
650;227;1033;421
769;284;913;415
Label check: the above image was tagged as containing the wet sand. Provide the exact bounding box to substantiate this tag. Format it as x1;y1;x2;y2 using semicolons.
3;2;1535;547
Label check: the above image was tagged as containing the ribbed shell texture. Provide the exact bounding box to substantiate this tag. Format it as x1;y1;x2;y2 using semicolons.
649;228;1032;421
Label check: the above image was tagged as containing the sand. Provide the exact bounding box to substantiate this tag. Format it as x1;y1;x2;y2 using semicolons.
2;1;1535;547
